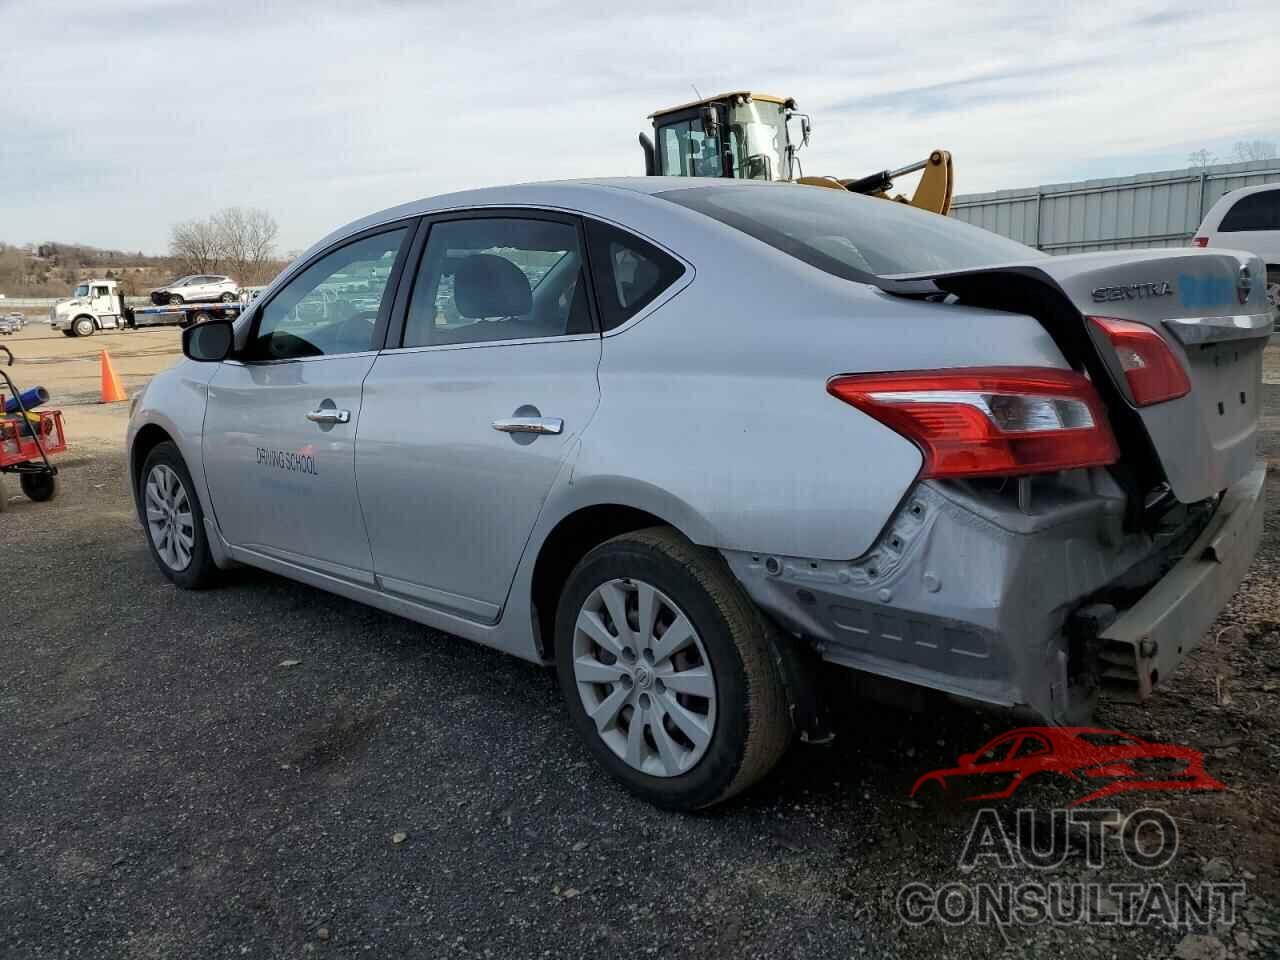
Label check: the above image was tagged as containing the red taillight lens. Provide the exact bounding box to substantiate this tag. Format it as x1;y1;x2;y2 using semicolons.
1191;236;1209;247
1089;316;1191;407
826;367;1120;479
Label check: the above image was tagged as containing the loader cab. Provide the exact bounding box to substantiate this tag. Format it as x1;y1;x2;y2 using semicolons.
642;92;807;182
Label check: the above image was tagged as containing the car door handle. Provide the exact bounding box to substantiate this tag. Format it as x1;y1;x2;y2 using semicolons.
491;416;563;435
306;408;351;424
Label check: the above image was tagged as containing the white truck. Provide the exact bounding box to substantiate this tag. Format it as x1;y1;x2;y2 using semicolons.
49;279;131;336
49;278;248;336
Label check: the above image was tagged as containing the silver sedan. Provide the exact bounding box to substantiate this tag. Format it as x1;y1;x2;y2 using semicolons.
127;178;1268;809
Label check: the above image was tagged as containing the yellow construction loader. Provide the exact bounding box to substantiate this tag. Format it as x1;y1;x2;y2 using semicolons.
638;91;954;216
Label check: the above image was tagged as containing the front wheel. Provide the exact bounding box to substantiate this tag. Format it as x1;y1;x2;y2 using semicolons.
168;294;184;306
139;442;218;589
220;292;236;303
72;316;95;337
555;527;791;810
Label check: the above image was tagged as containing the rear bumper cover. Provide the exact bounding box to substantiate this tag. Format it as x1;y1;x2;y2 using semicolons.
723;462;1265;721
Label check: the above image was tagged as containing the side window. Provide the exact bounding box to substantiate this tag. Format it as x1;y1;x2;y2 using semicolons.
974;740;1014;764
1219;191;1280;232
402;217;592;348
92;286;109;297
244;228;407;361
584;220;685;331
1013;736;1049;759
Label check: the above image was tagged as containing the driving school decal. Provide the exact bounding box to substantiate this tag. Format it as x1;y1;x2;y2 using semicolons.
256;445;319;476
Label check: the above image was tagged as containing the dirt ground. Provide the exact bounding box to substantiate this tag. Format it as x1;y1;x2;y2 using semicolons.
2;322;1279;959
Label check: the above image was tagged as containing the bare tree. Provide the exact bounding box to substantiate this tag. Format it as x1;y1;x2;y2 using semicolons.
213;207;279;285
1187;148;1216;169
170;217;221;274
1230;140;1278;163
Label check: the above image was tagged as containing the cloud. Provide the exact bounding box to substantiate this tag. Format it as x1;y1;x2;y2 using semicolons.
0;0;1274;252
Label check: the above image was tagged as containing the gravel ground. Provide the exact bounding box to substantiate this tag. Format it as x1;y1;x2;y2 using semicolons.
2;346;1280;959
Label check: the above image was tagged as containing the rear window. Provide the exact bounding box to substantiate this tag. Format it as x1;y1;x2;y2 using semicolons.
1219;189;1280;232
658;183;1042;281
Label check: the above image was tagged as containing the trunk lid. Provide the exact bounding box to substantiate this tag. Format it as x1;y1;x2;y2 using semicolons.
881;249;1273;504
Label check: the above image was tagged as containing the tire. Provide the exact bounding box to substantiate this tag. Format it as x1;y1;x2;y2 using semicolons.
555;527;791;810
61;330;75;337
72;316;95;337
220;292;236;303
192;311;211;325
138;442;218;589
168;294;183;306
19;471;58;502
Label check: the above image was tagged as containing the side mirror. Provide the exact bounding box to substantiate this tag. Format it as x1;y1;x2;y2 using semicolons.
700;105;720;139
801;115;812;146
182;317;234;362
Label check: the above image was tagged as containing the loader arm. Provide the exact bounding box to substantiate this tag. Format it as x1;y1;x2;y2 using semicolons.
798;150;953;216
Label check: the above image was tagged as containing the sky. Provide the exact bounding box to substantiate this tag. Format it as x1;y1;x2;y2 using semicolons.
1;0;1276;254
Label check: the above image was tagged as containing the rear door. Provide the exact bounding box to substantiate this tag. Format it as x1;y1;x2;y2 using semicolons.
356;211;601;622
202;224;413;581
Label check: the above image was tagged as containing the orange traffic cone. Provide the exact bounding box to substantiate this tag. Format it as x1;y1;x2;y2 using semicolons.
100;350;127;403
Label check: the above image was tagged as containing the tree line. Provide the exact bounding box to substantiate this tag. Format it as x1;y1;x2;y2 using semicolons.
170;207;282;286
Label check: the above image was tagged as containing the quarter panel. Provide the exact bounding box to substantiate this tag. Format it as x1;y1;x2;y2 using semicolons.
580;248;1067;560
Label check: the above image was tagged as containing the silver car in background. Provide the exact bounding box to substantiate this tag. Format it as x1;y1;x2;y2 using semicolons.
127;178;1269;809
149;274;240;305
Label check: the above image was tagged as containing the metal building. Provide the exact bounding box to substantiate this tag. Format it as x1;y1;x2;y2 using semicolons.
950;158;1280;254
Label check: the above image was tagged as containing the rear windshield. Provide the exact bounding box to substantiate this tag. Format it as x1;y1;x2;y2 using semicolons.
658;183;1042;281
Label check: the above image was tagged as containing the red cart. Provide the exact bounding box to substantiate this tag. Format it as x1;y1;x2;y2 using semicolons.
0;345;65;508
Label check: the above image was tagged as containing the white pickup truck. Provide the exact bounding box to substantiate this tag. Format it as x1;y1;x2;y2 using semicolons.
50;278;249;336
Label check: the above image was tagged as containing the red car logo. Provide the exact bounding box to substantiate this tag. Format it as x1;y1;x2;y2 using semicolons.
910;727;1224;807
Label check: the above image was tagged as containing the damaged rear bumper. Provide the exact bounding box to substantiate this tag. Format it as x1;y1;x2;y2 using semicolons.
1096;462;1265;700
722;462;1265;722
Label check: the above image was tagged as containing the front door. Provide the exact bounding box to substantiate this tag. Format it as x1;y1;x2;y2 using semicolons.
357;213;601;621
202;225;412;582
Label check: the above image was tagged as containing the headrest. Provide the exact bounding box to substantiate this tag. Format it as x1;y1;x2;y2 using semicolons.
454;254;531;319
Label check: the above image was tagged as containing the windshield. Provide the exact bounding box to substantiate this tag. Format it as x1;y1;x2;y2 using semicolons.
658;183;1043;280
727;100;787;180
73;284;90;297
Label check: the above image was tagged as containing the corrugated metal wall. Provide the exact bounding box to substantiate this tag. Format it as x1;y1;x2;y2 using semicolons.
950;158;1280;254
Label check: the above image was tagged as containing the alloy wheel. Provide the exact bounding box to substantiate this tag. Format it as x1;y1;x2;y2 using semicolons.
145;463;195;571
572;578;717;777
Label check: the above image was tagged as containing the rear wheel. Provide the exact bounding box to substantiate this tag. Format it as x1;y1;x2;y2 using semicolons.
72;316;95;337
220;292;236;303
139;442;218;589
555;527;791;810
19;470;57;502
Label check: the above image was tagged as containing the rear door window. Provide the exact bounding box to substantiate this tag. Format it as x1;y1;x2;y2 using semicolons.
1219;190;1280;232
401;216;593;348
584;221;684;331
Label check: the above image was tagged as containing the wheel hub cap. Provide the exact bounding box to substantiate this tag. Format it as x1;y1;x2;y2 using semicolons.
144;463;195;572
571;578;717;778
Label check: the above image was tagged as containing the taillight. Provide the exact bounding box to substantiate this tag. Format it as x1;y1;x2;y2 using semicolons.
826;367;1120;479
1191;237;1209;247
1089;316;1190;407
